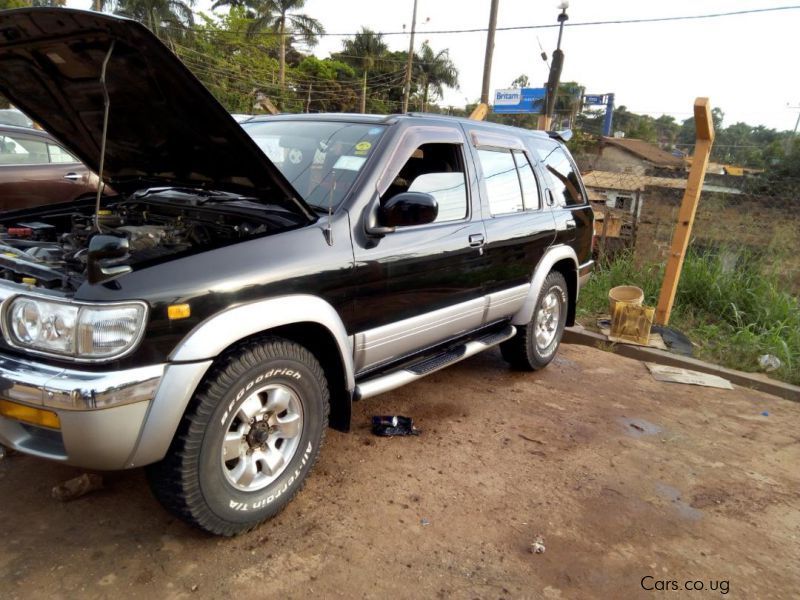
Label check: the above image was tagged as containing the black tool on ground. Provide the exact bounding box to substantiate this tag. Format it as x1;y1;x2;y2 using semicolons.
371;415;420;437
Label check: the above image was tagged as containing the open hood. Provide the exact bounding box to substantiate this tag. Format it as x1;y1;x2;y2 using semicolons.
0;8;313;220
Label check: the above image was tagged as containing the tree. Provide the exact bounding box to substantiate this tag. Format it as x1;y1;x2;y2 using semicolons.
339;28;388;113
414;42;458;112
510;74;529;88
2;0;65;7
99;0;195;46
213;0;323;93
173;9;281;113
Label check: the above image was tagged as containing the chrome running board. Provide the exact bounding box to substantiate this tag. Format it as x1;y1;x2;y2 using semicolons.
353;324;516;400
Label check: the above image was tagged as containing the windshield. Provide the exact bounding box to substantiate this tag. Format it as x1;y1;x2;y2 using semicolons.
242;120;386;210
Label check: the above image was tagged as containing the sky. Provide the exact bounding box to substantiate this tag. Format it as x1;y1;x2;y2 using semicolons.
65;0;800;132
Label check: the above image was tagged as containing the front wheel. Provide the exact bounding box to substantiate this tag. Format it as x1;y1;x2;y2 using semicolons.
500;271;569;371
146;337;329;536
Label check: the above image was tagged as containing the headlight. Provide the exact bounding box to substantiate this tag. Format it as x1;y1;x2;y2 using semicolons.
4;296;147;360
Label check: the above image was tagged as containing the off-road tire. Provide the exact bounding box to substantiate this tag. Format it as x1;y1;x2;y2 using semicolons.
500;271;568;371
146;337;329;536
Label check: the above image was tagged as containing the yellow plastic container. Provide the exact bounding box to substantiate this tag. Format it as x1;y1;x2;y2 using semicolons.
608;285;644;316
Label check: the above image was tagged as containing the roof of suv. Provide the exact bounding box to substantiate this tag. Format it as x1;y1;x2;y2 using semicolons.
243;112;555;141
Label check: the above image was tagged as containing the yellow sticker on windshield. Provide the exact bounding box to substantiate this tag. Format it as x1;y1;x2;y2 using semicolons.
354;141;372;155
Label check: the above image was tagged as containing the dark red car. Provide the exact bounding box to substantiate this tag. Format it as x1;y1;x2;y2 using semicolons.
0;124;98;210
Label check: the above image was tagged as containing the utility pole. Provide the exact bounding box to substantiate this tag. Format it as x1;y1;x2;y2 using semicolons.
540;1;569;130
480;0;500;105
401;0;419;114
93;0;102;11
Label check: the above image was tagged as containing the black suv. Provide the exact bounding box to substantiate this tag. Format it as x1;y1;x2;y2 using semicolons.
0;9;593;535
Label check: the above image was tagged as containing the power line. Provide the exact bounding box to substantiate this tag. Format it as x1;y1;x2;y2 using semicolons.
164;5;800;38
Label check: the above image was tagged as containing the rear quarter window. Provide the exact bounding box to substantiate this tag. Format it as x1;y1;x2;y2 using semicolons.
539;145;586;207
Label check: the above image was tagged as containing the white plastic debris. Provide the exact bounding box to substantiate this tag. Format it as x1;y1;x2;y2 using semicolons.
758;354;781;372
530;536;546;554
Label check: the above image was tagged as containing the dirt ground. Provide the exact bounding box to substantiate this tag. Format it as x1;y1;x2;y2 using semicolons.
1;343;799;599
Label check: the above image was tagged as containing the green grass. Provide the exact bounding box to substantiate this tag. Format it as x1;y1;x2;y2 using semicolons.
578;250;800;386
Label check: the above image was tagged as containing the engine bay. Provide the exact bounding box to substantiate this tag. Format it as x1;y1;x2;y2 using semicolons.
0;188;308;291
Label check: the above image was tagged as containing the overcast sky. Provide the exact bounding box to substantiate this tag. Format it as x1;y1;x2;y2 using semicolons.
67;0;800;131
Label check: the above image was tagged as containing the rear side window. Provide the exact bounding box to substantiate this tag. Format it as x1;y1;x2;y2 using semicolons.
477;149;523;215
541;146;585;206
0;134;49;165
514;151;540;209
477;148;541;215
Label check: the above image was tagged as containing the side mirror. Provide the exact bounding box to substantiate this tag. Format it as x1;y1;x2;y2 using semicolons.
87;234;131;285
380;192;438;228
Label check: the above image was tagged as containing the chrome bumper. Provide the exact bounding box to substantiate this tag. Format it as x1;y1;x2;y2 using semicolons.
0;354;164;410
0;354;212;470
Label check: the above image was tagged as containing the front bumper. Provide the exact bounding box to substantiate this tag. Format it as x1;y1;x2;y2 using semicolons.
0;354;211;470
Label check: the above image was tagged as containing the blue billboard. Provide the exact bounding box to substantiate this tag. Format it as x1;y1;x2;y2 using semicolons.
493;87;547;114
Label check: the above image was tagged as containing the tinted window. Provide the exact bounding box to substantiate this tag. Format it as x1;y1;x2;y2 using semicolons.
0;134;49;165
383;143;467;224
542;146;585;206
514;151;540;209
477;149;523;215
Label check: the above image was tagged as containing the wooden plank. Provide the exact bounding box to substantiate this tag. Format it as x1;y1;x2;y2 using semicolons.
654;98;715;325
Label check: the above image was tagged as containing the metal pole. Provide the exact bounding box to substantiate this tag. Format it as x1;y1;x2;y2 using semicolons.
480;0;500;105
401;0;419;114
602;93;615;136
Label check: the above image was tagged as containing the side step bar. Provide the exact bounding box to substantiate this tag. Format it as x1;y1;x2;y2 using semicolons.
353;324;516;401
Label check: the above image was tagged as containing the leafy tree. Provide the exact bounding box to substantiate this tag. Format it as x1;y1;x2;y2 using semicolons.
0;0;65;6
510;74;529;88
99;0;195;46
338;28;388;113
212;0;323;93
173;9;280;113
413;42;458;112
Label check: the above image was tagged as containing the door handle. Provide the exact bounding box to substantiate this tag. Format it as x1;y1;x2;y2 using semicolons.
565;218;576;230
468;233;485;247
63;173;82;181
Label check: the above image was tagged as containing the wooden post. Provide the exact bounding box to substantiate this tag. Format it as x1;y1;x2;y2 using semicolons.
469;103;489;121
598;206;609;262
630;190;641;250
654;98;715;325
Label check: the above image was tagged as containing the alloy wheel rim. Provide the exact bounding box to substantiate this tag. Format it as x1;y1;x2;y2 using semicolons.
535;290;561;350
221;383;304;492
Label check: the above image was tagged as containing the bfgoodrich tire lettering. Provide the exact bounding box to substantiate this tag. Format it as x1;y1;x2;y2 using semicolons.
500;271;568;371
146;337;329;536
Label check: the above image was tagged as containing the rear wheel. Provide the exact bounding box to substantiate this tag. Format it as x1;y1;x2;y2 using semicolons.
500;271;568;371
146;337;329;536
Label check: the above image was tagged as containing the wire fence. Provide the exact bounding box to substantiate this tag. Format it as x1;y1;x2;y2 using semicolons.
573;163;800;294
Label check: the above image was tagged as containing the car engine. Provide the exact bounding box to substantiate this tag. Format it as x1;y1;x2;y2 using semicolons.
0;189;301;291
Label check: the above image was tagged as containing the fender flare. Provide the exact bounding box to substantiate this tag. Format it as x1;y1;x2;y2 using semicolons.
511;245;579;326
169;294;355;391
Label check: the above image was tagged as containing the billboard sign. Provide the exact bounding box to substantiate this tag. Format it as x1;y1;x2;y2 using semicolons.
493;87;547;114
584;94;611;106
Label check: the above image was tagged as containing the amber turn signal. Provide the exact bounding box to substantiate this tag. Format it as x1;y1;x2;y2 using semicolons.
167;303;191;320
0;400;61;429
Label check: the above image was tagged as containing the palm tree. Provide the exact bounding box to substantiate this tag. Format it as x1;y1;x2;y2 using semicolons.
98;0;195;46
213;0;324;92
415;42;458;112
340;28;388;114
